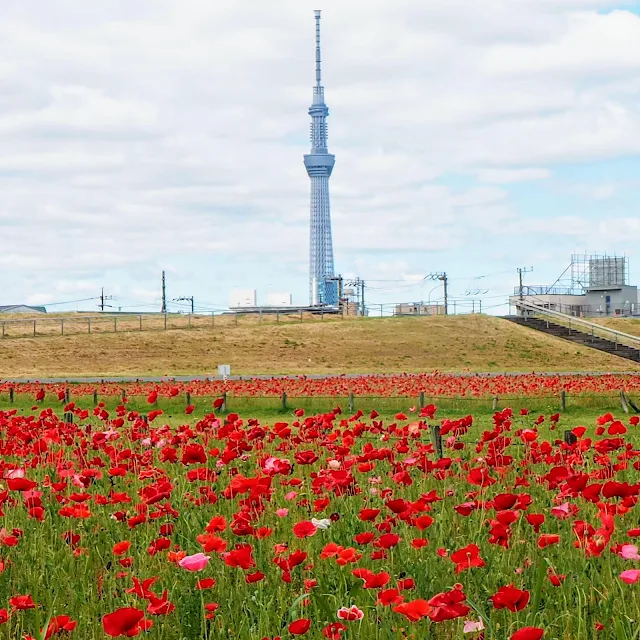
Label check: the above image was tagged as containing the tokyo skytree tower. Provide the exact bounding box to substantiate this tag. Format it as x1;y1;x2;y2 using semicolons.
304;10;338;306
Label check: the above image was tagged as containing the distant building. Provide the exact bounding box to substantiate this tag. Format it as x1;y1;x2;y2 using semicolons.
229;290;257;309
267;293;293;307
0;305;47;314
395;303;445;316
510;254;639;317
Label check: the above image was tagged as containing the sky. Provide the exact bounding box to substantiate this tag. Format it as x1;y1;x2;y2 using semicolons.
0;0;639;315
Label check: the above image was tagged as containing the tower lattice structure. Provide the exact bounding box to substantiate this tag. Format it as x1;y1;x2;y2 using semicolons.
304;10;337;306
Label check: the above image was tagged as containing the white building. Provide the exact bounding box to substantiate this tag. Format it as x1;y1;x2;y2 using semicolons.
266;292;293;307
229;289;257;309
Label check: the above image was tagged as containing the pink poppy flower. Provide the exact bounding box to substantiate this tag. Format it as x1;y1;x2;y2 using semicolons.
620;569;640;584
178;553;211;572
619;545;640;561
464;620;485;633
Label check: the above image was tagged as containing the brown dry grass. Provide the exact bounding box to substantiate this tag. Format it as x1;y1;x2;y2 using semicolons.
594;317;640;338
0;314;636;377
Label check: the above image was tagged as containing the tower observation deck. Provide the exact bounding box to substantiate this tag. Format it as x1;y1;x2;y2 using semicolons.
304;10;338;306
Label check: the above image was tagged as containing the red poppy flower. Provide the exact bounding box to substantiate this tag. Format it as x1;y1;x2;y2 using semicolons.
113;541;131;556
44;615;77;638
538;534;560;549
511;627;544;640
525;514;545;533
196;578;216;590
293;521;318;539
322;622;347;639
9;595;35;610
289;618;311;635
450;544;486;573
490;585;530;612
102;607;146;637
392;599;432;621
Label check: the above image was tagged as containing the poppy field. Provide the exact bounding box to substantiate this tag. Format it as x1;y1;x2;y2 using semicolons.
0;378;639;639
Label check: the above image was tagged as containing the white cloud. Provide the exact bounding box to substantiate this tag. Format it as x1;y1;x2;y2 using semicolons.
476;168;552;184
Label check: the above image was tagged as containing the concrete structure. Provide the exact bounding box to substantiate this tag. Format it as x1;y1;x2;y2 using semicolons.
395;303;446;316
229;290;257;309
510;255;639;317
305;10;337;307
0;305;46;314
267;292;293;307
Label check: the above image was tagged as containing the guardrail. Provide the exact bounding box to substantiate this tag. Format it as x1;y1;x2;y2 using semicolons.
514;299;640;350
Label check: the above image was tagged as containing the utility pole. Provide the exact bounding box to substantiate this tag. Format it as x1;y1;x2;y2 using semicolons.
161;271;167;314
174;297;194;314
423;272;448;315
99;288;113;312
440;273;448;315
517;267;534;301
345;278;365;317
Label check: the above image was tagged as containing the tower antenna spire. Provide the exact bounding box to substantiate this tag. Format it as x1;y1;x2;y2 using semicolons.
315;10;322;88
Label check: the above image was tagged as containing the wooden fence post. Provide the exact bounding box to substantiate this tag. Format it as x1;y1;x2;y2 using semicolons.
186;391;191;407
492;396;499;411
560;391;567;411
114;317;117;333
33;320;36;337
621;390;630;414
61;319;64;336
121;388;127;403
349;392;355;412
188;314;192;329
139;315;143;331
164;314;168;330
419;391;425;409
63;390;73;423
564;430;577;446
235;313;238;327
281;392;287;411
93;389;98;406
88;318;91;334
1;322;4;338
9;388;13;403
430;425;443;459
221;392;227;412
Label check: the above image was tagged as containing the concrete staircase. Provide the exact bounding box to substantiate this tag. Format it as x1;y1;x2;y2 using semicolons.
503;315;640;364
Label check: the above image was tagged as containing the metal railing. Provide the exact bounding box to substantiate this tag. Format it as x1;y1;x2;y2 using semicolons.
515;299;640;351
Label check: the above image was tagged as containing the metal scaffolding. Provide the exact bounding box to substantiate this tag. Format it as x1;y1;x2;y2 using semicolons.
571;253;628;291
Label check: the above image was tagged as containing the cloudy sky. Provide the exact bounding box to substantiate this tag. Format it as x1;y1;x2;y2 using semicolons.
1;0;639;314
